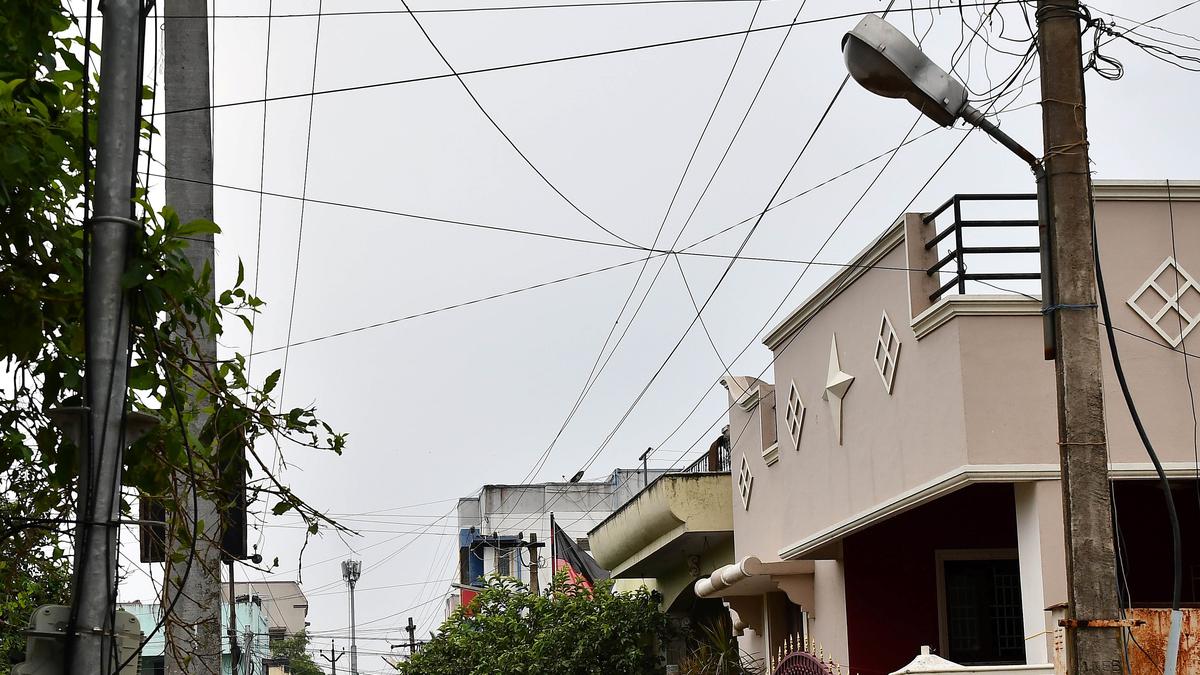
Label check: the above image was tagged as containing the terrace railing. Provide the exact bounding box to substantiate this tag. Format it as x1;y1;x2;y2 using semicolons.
923;193;1041;302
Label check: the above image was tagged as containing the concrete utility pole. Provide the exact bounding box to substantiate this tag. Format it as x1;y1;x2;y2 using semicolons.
342;560;362;675
163;1;223;674
322;642;346;675
243;629;253;675
68;0;143;672
1036;1;1124;671
524;533;544;595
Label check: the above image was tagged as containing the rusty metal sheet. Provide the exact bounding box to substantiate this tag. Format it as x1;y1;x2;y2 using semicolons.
1125;608;1200;675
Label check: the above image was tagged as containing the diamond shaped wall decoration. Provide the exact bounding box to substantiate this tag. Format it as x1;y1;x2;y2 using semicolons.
738;454;753;510
823;334;854;445
874;311;901;394
785;381;805;450
1127;257;1200;347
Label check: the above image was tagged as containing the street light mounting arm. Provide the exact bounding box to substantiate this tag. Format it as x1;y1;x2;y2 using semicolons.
960;104;1041;171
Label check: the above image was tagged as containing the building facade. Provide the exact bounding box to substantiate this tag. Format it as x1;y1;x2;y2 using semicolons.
121;598;271;675
588;433;736;666
447;468;664;613
702;181;1200;674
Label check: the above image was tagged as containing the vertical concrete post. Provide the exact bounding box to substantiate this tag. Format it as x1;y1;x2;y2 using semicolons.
163;1;223;673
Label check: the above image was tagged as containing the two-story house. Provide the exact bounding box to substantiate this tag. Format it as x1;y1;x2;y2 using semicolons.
700;181;1200;674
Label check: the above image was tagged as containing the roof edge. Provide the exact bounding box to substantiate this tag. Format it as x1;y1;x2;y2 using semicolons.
1093;179;1200;201
763;217;906;350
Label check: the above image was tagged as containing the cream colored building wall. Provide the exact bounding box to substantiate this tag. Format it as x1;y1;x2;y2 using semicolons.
724;183;1200;668
731;189;1200;562
729;240;971;564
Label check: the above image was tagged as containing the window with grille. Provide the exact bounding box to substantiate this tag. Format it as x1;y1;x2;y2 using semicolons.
941;557;1024;665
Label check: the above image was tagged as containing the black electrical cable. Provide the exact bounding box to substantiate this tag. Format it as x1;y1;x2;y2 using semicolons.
246;0;273;378
249;254;659;355
395;0;639;248
1167;187;1200;523
521;0;1020;527
150;0;776;19
1091;184;1183;614
147;1;1031;119
277;0;323;408
530;0;824;489
145;171;636;251
500;0;772;499
248;0;274;557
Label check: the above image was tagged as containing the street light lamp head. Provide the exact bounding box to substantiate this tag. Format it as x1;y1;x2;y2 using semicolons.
842;14;968;127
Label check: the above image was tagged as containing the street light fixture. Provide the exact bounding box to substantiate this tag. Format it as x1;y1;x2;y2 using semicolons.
842;14;1039;168
842;14;1053;358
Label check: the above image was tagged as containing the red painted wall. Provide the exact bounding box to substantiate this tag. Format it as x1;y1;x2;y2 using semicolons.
1113;479;1200;606
843;484;1018;675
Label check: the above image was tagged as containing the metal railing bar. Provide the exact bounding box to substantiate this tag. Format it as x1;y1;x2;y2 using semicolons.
961;273;1042;281
930;276;961;302
960;245;1040;254
924;224;958;250
949;193;1036;201
922;196;957;224
928;249;958;275
958;219;1039;228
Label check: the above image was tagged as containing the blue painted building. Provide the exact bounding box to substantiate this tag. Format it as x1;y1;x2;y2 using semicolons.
119;598;270;675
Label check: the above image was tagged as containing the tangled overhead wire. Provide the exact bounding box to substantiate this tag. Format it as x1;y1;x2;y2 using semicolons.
1073;1;1200;80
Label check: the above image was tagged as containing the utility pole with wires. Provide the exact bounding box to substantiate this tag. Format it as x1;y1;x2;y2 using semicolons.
839;4;1133;671
524;533;544;595
162;1;225;673
242;629;253;675
321;642;346;675
1035;1;1125;671
61;0;150;672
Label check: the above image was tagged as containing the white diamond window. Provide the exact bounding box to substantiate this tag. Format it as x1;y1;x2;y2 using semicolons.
874;311;901;394
738;454;754;510
784;381;805;450
1127;257;1200;347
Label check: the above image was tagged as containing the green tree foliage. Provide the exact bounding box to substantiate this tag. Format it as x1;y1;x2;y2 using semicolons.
0;0;345;651
400;575;671;675
269;631;324;675
0;494;72;668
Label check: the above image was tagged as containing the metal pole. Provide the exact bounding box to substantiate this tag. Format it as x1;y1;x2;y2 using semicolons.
349;577;358;675
243;629;252;675
1035;1;1124;671
228;560;236;671
162;1;223;674
343;560;360;675
69;0;143;672
321;641;344;675
406;617;417;653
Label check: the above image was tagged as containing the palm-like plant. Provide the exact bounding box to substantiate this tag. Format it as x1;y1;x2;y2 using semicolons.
678;615;764;675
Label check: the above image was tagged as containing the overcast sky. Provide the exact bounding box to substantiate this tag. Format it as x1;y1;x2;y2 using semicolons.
112;0;1200;670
